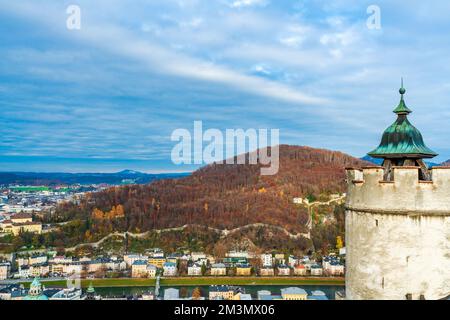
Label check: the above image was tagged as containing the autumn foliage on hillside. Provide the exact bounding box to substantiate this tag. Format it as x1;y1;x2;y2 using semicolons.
53;145;368;240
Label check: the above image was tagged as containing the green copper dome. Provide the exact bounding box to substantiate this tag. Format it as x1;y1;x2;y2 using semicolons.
24;277;49;300
368;84;437;159
87;283;95;294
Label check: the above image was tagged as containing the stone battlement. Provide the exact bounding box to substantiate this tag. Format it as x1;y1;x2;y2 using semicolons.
345;166;450;215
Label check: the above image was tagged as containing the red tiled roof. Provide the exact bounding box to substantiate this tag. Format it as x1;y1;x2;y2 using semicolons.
11;213;32;220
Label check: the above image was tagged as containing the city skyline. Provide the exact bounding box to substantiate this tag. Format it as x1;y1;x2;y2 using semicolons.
1;1;450;172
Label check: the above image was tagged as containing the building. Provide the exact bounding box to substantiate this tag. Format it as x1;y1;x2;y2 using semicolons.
257;290;272;300
146;248;164;258
0;284;28;300
86;260;106;274
0;262;10;280
11;213;33;224
18;266;30;278
210;263;226;276
222;257;248;267
163;262;177;277
191;252;206;262
124;254;148;267
148;257;166;269
345;84;450;300
322;256;345;276
1;221;42;236
308;290;328;300
64;262;83;276
226;251;249;259
274;253;285;264
131;260;149;278
0;213;43;236
16;257;29;267
310;265;323;276
29;263;50;277
236;264;252;276
280;287;308;300
261;254;273;267
288;255;299;267
29;255;47;266
233;293;252;300
259;267;274;276
50;256;72;264
293;264;306;276
23;278;49;300
277;265;291;276
166;254;181;264
146;264;157;278
327;262;345;276
187;263;202;276
164;288;179;300
50;287;82;300
209;285;237;300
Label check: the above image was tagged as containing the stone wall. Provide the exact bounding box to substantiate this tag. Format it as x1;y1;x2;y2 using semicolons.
345;166;450;300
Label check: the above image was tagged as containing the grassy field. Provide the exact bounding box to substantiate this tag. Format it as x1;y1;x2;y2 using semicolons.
22;277;344;288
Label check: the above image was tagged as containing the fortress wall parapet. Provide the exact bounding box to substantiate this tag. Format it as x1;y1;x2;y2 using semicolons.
345;166;450;300
345;167;450;214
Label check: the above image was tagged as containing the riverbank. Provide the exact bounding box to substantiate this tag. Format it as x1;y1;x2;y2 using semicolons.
16;276;344;288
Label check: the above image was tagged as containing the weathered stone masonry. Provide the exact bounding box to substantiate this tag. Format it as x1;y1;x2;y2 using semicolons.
345;166;450;300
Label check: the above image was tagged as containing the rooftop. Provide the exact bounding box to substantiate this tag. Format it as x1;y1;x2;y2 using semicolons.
281;287;307;295
368;83;437;159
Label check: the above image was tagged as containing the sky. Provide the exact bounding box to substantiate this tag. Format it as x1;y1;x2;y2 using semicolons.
0;0;450;173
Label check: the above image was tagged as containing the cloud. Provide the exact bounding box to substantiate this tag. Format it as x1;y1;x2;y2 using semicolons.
1;0;450;171
228;0;269;9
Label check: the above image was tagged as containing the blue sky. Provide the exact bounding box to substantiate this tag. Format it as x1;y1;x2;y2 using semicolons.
1;0;450;173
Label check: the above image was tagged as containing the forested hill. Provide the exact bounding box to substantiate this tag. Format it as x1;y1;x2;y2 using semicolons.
54;145;369;238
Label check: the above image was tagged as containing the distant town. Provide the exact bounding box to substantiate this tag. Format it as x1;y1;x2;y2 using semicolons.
0;181;346;301
0;247;344;300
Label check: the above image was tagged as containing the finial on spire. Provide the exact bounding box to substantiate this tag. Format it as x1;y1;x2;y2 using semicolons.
393;79;412;114
399;77;406;95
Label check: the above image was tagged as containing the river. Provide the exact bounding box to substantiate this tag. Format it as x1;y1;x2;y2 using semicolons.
94;285;344;300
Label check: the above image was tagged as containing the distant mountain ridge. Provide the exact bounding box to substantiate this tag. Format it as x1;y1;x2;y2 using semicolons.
0;170;190;186
361;155;442;168
5;145;371;254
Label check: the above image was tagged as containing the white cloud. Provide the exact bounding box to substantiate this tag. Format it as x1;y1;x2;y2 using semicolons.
0;2;326;106
229;0;268;9
279;35;305;48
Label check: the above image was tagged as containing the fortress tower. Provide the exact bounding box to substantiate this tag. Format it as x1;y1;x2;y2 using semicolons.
345;83;450;300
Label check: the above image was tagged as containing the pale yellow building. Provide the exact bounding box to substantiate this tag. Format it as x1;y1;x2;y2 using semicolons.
209;286;235;300
131;261;148;278
236;265;252;276
281;287;308;300
1;213;42;236
0;263;10;280
11;222;42;236
11;213;33;224
148;257;166;268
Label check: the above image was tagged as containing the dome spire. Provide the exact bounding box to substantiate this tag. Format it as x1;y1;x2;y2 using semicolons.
368;82;437;181
393;77;412;114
